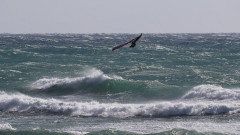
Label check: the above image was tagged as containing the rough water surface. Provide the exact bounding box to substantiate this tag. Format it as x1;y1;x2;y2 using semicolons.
0;33;240;134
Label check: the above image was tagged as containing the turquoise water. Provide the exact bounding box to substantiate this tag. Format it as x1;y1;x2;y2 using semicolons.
0;33;240;134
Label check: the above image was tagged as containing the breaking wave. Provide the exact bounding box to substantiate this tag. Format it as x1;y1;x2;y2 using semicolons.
30;68;125;94
0;123;16;131
0;90;240;118
31;68;118;90
85;129;224;135
0;129;71;135
0;128;224;135
182;85;240;100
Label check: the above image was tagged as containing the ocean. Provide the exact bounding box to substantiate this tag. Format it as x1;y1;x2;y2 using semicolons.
0;33;240;135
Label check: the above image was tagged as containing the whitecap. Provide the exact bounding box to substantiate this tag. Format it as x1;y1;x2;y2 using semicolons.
0;91;239;118
31;68;123;90
0;123;16;130
155;45;176;52
9;70;22;73
182;85;240;100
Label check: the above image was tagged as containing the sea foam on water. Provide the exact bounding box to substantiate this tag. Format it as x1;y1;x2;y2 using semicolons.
0;84;240;118
31;68;116;90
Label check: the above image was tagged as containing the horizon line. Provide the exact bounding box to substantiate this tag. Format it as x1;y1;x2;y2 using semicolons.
1;32;240;35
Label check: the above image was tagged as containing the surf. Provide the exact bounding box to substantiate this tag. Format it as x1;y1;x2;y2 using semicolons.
1;85;240;118
182;84;240;100
29;68;123;94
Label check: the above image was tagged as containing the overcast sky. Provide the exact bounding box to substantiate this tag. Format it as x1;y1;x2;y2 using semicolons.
1;0;240;33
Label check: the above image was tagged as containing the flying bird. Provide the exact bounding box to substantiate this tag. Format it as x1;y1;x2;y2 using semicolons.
112;33;142;51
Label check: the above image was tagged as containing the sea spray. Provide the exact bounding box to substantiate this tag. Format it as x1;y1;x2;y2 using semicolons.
31;68;112;90
0;90;239;118
182;85;240;100
29;68;125;95
0;123;16;131
1;33;240;134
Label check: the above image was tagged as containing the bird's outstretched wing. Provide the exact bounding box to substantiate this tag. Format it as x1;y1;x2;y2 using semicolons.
112;33;142;51
112;40;132;51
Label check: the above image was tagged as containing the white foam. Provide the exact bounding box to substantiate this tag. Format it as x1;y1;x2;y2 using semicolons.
0;123;16;130
0;91;239;118
0;91;77;115
155;45;176;52
182;85;240;100
9;70;22;73
143;45;177;52
93;120;239;135
32;77;85;89
63;130;89;135
31;68;121;90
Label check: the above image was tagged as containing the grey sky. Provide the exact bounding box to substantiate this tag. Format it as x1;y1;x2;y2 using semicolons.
1;0;240;33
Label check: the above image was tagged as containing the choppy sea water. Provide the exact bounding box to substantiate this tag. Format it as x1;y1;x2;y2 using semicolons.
0;33;240;135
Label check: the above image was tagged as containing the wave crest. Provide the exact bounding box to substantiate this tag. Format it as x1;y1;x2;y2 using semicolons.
182;85;240;100
0;91;239;118
31;68;123;93
0;123;16;131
